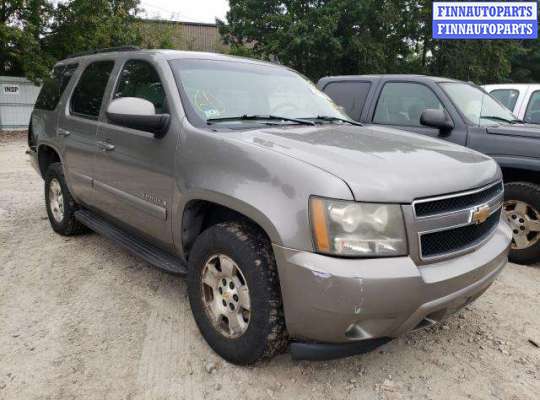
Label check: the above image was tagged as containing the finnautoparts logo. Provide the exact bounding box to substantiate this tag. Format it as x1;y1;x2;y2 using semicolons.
433;1;538;39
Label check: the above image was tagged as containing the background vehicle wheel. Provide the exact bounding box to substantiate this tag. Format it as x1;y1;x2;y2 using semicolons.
503;182;540;265
44;162;88;236
187;221;287;365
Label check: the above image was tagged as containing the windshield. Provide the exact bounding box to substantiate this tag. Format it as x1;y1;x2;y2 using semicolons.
440;82;518;126
169;59;349;127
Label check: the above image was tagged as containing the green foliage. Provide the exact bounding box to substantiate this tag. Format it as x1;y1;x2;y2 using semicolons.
133;20;177;49
1;0;54;81
220;0;540;83
1;0;173;82
45;0;142;60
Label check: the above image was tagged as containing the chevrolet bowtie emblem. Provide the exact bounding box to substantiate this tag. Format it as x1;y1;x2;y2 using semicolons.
471;205;491;225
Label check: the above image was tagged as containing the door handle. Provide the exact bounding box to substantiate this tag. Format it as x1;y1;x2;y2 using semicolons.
97;141;115;151
57;128;71;137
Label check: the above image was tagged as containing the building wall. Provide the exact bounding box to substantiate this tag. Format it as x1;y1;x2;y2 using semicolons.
0;76;40;131
138;20;228;53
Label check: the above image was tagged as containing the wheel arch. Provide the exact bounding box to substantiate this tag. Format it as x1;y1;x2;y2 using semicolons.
178;194;282;260
500;166;540;186
37;144;62;178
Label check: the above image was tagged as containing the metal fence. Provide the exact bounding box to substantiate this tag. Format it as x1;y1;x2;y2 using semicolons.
0;76;40;131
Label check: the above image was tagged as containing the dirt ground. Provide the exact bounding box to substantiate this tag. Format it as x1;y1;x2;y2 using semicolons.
0;134;539;400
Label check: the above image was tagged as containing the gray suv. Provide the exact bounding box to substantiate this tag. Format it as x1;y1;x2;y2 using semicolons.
28;48;512;364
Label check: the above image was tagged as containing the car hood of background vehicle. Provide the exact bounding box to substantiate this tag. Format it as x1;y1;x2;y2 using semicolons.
487;123;540;139
234;124;499;203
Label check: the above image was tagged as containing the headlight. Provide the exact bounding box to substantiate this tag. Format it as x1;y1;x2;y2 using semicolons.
309;197;407;257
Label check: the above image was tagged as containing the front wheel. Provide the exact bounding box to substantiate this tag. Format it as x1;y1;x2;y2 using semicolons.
503;182;540;265
187;222;287;365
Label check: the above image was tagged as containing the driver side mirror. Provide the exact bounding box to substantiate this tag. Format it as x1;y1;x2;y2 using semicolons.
106;97;170;137
420;109;454;132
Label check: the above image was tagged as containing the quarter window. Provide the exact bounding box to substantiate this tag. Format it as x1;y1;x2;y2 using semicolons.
35;64;78;111
70;61;114;119
490;89;519;111
524;90;540;124
373;82;443;127
113;60;166;113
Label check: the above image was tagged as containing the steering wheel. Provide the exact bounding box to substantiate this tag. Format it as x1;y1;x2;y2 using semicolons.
271;103;298;116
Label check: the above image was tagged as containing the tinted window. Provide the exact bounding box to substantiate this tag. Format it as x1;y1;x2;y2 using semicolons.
70;61;114;119
490;89;519;111
524;90;540;124
35;64;78;111
114;60;166;113
373;82;443;127
323;81;371;120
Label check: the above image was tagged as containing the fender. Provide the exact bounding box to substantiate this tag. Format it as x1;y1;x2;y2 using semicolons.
173;189;283;259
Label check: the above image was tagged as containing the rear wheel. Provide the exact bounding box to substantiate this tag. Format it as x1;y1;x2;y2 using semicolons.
503;182;540;265
44;163;88;236
187;222;287;364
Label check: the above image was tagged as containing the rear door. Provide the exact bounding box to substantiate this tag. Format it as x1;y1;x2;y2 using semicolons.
57;60;115;206
31;63;78;151
93;57;177;247
367;80;468;145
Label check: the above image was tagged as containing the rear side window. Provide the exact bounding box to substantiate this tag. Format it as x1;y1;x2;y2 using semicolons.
490;89;519;111
524;90;540;124
70;61;114;119
373;82;443;127
35;64;78;111
322;81;371;120
114;60;166;113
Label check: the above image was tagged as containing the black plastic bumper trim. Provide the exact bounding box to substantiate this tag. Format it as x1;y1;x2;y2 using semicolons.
289;338;392;361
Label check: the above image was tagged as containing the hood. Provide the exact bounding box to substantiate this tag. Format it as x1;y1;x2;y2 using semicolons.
487;123;540;139
231;124;499;203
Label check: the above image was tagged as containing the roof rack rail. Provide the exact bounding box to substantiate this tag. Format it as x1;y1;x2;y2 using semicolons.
66;46;141;59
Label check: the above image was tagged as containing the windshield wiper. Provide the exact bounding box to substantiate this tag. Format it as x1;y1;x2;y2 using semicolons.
302;115;363;126
481;115;519;124
207;114;315;126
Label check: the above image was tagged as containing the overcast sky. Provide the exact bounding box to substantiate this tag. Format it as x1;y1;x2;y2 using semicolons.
139;0;229;23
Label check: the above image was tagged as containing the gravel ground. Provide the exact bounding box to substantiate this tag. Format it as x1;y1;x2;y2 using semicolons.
0;135;539;400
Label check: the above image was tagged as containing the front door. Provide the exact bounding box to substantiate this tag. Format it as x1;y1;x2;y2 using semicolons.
370;81;467;146
93;58;178;247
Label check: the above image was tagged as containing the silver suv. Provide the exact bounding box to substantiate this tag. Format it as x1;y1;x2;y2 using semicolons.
28;48;512;364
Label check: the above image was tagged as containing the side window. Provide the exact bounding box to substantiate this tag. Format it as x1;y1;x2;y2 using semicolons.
113;60;166;113
490;89;519;111
70;61;114;119
35;64;78;111
524;90;540;124
322;81;371;120
373;82;443;127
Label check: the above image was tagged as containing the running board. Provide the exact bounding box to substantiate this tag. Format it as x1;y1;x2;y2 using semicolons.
75;209;187;275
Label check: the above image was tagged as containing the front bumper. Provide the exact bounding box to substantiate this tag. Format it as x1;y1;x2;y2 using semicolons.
273;220;512;344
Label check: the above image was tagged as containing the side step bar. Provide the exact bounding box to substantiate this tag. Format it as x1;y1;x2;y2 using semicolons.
75;209;187;275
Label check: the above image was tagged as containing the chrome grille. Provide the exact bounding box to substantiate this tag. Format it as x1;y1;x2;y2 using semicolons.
420;208;501;258
414;182;503;217
404;181;504;263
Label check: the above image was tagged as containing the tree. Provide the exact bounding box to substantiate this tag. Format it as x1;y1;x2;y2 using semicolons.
45;0;142;61
219;0;529;84
1;0;53;81
218;0;412;80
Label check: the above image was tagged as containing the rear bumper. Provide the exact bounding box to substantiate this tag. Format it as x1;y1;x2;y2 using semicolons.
273;220;512;344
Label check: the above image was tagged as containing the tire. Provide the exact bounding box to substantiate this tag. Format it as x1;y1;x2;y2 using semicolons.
187;222;288;365
44;162;88;236
504;182;540;265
